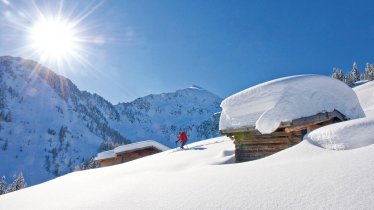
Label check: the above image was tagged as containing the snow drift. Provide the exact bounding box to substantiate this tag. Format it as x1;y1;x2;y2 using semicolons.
305;117;374;150
220;75;365;134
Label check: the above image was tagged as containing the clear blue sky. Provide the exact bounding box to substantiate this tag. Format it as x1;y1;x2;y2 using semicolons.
1;0;374;103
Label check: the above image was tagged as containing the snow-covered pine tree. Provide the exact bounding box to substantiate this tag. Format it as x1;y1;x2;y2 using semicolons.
331;68;344;81
365;63;374;81
346;62;360;86
7;172;27;193
0;176;6;195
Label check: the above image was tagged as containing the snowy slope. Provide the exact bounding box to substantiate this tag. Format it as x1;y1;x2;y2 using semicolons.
0;56;130;185
220;75;365;134
354;80;374;117
0;136;373;209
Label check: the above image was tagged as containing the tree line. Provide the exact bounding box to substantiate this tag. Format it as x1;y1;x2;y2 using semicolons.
331;62;374;87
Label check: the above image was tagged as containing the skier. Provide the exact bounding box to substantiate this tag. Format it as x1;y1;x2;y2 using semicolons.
176;131;188;149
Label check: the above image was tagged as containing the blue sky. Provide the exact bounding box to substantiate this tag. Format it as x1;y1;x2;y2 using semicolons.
1;0;374;103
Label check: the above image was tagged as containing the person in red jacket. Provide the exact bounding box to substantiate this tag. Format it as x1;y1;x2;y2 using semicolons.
176;131;188;149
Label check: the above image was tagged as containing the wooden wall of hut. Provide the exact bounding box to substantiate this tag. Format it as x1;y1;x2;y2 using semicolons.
118;147;161;163
227;129;304;162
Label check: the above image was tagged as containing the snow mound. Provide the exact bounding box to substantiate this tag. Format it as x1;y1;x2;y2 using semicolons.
220;75;365;134
305;117;374;150
354;80;374;117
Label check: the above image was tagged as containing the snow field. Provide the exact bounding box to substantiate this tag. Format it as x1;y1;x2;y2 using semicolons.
0;136;373;210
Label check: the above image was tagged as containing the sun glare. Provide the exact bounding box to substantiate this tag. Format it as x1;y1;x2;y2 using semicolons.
2;0;104;73
29;18;78;59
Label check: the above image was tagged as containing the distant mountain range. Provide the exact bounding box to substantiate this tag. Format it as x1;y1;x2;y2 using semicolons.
0;56;222;185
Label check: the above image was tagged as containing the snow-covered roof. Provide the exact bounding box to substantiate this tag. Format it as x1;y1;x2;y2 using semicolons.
220;75;365;134
95;140;170;161
114;140;170;154
94;150;116;161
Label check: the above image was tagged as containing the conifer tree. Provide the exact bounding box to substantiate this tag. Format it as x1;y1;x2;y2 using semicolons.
365;63;374;81
331;68;344;81
7;172;27;193
0;176;6;195
346;62;360;86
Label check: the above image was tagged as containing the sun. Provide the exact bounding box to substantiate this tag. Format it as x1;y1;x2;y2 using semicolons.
29;18;78;60
2;0;104;73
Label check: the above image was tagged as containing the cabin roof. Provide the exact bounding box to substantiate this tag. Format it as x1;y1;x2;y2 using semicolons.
219;75;365;134
220;110;346;134
94;140;170;161
114;140;170;154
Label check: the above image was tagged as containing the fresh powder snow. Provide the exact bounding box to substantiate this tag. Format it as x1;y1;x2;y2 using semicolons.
305;117;374;150
220;75;365;134
0;136;373;209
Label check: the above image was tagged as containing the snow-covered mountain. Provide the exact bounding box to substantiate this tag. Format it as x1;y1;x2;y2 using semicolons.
0;56;222;185
111;85;222;147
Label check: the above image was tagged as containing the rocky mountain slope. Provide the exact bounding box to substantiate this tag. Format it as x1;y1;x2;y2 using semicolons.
0;56;221;185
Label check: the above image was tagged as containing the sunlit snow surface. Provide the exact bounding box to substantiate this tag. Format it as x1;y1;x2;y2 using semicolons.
1;135;373;209
354;80;374;117
220;75;365;134
306;117;374;150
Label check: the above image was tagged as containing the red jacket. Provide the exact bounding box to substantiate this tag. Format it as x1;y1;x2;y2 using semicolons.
177;132;187;143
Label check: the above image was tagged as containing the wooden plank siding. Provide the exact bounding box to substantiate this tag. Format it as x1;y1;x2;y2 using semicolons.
96;147;162;167
117;147;160;163
221;110;346;162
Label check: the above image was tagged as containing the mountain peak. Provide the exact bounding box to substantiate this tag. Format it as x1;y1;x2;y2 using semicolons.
187;85;204;90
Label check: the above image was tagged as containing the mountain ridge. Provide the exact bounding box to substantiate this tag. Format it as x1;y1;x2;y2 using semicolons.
0;56;222;185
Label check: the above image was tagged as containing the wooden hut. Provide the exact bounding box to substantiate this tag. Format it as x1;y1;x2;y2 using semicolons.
95;140;170;167
220;110;346;162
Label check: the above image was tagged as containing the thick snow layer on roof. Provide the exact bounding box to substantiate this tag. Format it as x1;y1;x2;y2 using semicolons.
305;117;374;150
1;135;373;209
354;81;374;117
220;75;365;134
94;150;116;161
113;140;170;154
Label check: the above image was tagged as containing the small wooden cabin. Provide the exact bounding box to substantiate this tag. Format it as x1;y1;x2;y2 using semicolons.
220;110;346;162
95;140;170;167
